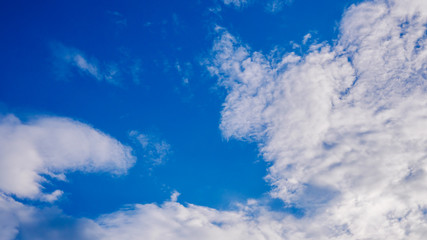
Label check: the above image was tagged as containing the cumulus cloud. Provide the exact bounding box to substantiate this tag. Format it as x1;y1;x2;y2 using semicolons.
0;193;100;240
208;0;427;238
91;198;290;240
0;114;135;201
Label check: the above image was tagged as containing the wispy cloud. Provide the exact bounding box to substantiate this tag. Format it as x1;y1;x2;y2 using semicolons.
50;42;122;85
222;0;293;13
175;60;193;85
265;0;293;13
222;0;249;8
107;11;127;28
130;131;171;166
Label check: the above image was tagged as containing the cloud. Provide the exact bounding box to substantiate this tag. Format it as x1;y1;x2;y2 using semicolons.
91;198;288;240
222;0;249;8
175;61;193;85
302;33;311;45
0;114;135;201
207;0;427;238
0;194;100;240
130;131;171;166
265;0;293;13
107;11;127;28
51;42;121;85
222;0;293;12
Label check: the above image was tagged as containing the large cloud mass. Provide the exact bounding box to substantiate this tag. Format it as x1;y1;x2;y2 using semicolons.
209;0;427;238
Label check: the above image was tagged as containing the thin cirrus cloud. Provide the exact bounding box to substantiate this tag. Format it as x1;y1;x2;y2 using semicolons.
130;130;172;166
222;0;249;8
50;42;122;85
0;114;135;202
222;0;293;12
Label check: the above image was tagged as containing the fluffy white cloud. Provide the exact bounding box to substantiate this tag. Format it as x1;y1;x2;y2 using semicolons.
208;0;427;238
92;200;286;240
0;114;135;201
0;193;100;240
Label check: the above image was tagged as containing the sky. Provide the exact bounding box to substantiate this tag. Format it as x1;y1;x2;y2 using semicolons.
0;0;427;239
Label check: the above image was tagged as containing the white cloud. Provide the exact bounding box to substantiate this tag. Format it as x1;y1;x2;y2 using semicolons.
223;0;293;12
223;0;249;8
130;131;171;166
302;33;311;45
0;194;27;240
0;193;100;240
208;0;427;238
0;114;135;201
175;61;193;85
92;199;287;240
265;0;293;13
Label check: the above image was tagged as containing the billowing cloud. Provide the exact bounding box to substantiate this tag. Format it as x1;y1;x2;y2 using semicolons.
0;114;135;201
0;193;100;240
92;200;285;240
208;0;427;238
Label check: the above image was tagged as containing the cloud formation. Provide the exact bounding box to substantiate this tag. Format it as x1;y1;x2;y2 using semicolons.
208;0;427;238
92;200;286;240
0;114;135;201
0;193;99;240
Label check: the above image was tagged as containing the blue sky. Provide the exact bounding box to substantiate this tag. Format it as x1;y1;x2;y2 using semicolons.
1;0;427;239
